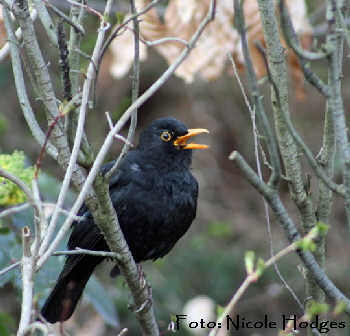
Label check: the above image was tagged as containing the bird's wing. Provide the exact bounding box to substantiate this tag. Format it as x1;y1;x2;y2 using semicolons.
64;153;156;274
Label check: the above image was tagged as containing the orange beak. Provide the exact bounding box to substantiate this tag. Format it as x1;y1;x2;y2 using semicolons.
174;128;209;149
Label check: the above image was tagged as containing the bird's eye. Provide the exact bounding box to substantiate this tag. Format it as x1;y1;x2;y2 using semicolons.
161;131;172;142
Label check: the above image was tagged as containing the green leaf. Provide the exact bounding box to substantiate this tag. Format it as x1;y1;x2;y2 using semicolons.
216;305;225;316
0;151;35;206
244;251;255;275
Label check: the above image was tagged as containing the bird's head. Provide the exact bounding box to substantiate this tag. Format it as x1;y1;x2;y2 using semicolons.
137;117;209;165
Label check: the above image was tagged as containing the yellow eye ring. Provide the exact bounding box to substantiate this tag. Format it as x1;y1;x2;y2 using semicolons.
161;131;172;142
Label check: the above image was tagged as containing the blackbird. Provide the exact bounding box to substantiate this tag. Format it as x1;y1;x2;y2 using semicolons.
41;117;208;323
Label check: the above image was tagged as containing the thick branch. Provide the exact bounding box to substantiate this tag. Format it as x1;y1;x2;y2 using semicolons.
17;227;35;335
257;0;317;231
326;0;350;226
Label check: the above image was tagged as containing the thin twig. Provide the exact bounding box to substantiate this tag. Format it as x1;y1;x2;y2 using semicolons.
53;248;121;258
0;203;30;218
233;0;281;189
278;0;331;98
125;25;189;47
105;112;134;145
99;0;163;66
0;261;21;276
209;241;297;336
105;0;140;180
41;0;85;34
279;0;334;61
66;0;104;20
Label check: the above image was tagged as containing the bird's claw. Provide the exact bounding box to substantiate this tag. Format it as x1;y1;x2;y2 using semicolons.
128;297;153;314
136;264;148;288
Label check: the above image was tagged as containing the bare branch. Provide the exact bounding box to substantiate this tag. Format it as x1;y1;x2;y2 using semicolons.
228;51;304;313
0;261;21;276
0;5;38;61
326;0;350;226
57;20;72;102
99;0;163;66
105;0;141;180
230;151;350;313
255;42;344;198
53;248;121;259
233;0;281;189
278;0;331;98
38;0;114;258
17;227;35;335
2;7;58;160
41;0;85;34
279;0;334;61
32;0;58;46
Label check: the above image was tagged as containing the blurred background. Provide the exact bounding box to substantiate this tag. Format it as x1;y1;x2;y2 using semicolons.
1;0;350;335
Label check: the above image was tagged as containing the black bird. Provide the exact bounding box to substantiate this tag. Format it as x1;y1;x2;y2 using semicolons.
41;117;208;323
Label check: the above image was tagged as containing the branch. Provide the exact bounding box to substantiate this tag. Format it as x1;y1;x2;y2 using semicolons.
230;151;350;314
0;4;37;61
279;0;334;61
233;0;281;189
278;0;331;98
4;0;90;198
209;242;297;336
256;0;317;231
53;248;121;258
57;20;72;101
41;0;85;34
0;261;21;276
255;42;344;198
32;0;58;46
38;0;113;257
98;0;163;67
17;227;35;335
228;52;304;312
105;0;140;180
325;0;350;227
2;7;58;160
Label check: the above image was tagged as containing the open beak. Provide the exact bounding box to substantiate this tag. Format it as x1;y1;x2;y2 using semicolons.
174;128;209;149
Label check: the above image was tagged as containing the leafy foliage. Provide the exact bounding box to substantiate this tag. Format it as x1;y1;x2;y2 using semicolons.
0;151;34;206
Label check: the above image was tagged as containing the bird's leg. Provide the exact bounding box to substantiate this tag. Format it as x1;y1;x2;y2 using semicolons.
128;296;153;314
136;264;148;288
127;264;153;313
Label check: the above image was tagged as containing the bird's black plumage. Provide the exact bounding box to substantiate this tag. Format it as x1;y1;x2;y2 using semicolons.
41;117;208;323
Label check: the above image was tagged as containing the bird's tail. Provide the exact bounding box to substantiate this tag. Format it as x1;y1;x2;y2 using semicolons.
41;255;102;323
